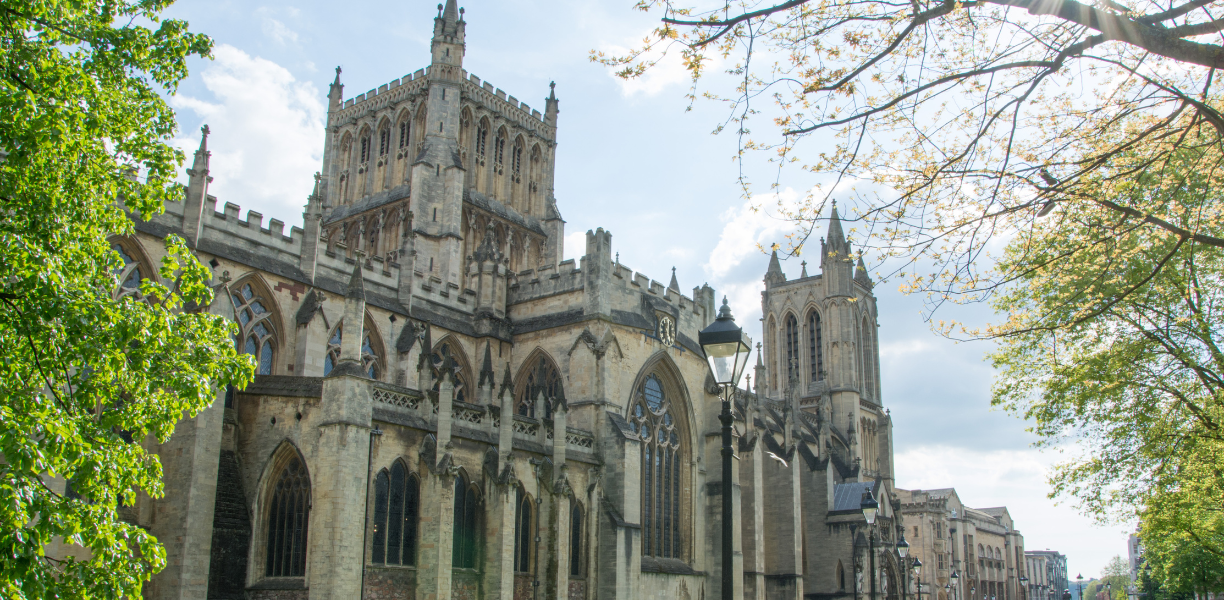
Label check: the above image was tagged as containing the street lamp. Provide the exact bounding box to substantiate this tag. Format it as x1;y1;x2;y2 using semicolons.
1021;575;1030;600
862;490;881;600
952;570;961;600
698;297;753;600
1106;582;1112;600
899;537;911;600
914;558;924;600
1076;574;1085;600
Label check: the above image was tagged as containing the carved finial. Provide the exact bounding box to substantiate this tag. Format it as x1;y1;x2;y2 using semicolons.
717;296;733;320
615;252;619;264
201;124;210;137
437;3;444;16
220;270;232;284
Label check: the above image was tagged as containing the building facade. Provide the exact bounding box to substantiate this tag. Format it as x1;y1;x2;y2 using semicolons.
898;490;1027;600
39;3;942;600
1026;550;1069;600
42;4;1058;600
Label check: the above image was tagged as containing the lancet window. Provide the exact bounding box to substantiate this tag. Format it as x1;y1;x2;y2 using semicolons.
265;456;310;578
452;472;480;569
429;342;469;403
323;320;381;379
379;127;390;156
785;314;800;385
371;460;419;566
513;486;534;573
360;135;371;163
628;373;684;559
494;130;506;168
570;499;585;577
861;317;877;401
231;282;276;375
111;242;147;302
516;356;561;419
399;120;410;149
808;310;823;381
476;120;488;159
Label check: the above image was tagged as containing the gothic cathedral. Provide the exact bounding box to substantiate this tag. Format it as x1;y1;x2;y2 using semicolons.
71;3;907;599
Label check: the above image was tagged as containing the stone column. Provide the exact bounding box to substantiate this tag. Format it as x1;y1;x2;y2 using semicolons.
416;469;456;600
147;281;230;600
595;411;641;600
763;451;804;600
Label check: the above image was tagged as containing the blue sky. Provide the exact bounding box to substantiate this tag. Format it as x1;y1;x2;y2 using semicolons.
161;0;1129;577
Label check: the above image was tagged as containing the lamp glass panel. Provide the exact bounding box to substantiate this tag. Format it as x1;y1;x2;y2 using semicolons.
703;341;741;384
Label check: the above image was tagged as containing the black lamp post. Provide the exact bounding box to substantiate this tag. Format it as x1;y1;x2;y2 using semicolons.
914;557;924;600
898;537;911;600
1021;575;1029;600
1076;574;1084;600
698;297;753;600
862;490;881;600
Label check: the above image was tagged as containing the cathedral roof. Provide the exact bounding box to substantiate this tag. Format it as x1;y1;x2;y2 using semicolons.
832;480;878;512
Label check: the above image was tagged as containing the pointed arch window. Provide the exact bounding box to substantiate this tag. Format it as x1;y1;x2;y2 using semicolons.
511;139;524;178
516;356;561;419
371;461;419;566
360;134;371;163
476;120;488;159
808;310;823;381
379;127;390;156
399;120;410;149
838;560;847;591
494;130;506;168
628;373;684;559
232;282;276;375
323;320;381;379
430;342;469;403
265;456;310;577
861;317;876;401
111;242;147;301
570;498;585;577
514;486;534;573
452;472;480;569
785;314;800;385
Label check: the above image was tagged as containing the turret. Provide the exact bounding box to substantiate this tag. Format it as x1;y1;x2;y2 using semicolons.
582;228;613;317
182;125;212;248
431;0;466;68
544;81;559;126
319;67;343;209
764;249;785;287
300;173;323;283
821;203;854;296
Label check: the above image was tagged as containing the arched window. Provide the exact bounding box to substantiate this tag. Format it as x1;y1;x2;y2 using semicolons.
570;498;585;577
808;310;823;381
379;127;390;156
111;242;148;301
514;486;533;573
862;316;877;401
494;129;506;169
399;119;410;149
265;456;310;577
323;319;381;379
511;138;524;178
476;119;488;159
452;472;480;569
628;373;684;559
371;461;419;566
838;560;846;591
766;317;778;390
785;314;800;385
360;134;371;163
430;341;469;403
231;281;276;375
516;354;561;419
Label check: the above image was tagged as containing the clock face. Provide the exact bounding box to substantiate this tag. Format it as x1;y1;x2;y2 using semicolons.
657;315;676;347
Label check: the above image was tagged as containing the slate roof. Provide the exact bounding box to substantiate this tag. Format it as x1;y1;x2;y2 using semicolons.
833;480;878;512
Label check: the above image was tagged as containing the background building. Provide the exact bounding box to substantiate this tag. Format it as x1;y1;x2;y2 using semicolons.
1027;550;1070;600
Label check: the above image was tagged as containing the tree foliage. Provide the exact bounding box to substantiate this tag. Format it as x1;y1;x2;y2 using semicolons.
599;0;1224;549
989;142;1223;548
0;1;252;598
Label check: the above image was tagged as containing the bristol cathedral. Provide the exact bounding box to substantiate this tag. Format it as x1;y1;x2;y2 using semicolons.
67;3;1030;600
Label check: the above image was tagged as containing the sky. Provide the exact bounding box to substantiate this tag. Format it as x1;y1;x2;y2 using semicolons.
160;0;1132;577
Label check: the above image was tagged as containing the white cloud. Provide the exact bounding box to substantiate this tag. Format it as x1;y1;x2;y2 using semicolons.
262;18;299;45
597;30;696;97
564;230;588;262
704;189;799;280
171;44;325;229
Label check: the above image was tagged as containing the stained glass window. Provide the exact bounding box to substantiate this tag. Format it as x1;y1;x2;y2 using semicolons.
111;243;146;301
371;461;419;566
808;310;823;381
452;473;480;569
231;283;276;375
629;373;683;559
323;320;380;379
265;457;309;577
785;314;800;385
